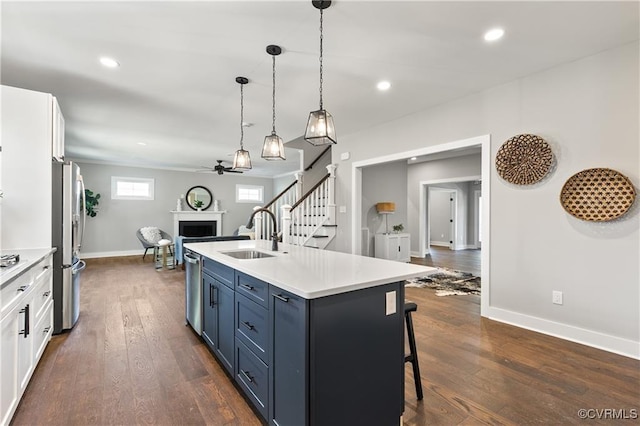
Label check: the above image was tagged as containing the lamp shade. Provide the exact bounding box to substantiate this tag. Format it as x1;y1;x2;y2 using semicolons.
261;133;286;160
232;148;252;170
376;202;395;214
305;109;337;146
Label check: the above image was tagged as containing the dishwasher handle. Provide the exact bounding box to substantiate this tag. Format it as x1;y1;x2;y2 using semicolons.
184;252;200;264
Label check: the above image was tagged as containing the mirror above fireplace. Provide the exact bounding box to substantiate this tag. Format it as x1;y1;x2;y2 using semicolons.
186;186;212;210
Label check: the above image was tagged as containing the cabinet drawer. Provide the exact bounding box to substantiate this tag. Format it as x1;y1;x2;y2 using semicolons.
203;258;234;288
236;272;268;308
33;300;53;361
32;268;52;321
235;338;268;419
32;256;52;283
235;294;269;363
1;270;33;317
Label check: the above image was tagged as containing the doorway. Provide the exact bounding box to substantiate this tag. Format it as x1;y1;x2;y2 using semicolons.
351;134;491;315
427;187;457;251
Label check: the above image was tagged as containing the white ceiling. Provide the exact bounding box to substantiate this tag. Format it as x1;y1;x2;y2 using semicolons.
2;1;638;177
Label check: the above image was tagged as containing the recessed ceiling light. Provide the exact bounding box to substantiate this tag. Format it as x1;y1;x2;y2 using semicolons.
377;81;391;91
484;28;504;42
410;157;417;161
99;56;120;68
137;142;147;146
242;122;254;127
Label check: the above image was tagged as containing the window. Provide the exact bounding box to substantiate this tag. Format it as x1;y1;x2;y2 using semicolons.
111;176;155;200
236;184;263;203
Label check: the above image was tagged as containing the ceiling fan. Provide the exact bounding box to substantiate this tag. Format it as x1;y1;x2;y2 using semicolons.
197;160;243;175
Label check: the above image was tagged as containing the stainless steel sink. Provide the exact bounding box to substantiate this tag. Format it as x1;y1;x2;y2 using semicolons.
220;250;275;260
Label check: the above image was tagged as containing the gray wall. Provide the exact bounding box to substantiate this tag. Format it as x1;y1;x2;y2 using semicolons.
77;162;273;256
361;161;408;257
331;42;639;356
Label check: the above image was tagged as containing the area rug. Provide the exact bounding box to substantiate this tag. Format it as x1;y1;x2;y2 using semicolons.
405;268;480;296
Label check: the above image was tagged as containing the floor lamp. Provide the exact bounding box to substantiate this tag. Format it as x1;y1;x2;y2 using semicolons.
376;202;396;234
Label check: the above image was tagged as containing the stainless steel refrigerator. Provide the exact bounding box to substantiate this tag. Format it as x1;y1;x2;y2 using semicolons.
52;161;86;333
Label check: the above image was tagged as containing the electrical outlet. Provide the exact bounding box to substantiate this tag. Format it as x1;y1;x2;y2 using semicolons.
552;291;563;305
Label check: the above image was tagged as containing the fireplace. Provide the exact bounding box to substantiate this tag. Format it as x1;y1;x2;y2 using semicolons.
179;220;217;237
172;210;225;240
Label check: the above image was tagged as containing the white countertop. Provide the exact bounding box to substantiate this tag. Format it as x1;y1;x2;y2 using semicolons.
0;247;56;288
184;240;435;299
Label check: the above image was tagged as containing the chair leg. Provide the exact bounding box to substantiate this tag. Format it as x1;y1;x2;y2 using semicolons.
405;305;423;400
142;247;149;260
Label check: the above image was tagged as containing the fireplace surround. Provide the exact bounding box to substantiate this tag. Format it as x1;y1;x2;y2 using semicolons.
171;210;225;238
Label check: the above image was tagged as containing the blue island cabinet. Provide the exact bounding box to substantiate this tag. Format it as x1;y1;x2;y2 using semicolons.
269;282;405;426
202;259;235;376
201;257;406;426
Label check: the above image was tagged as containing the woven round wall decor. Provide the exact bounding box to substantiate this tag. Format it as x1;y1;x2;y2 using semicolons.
560;168;636;222
495;134;554;185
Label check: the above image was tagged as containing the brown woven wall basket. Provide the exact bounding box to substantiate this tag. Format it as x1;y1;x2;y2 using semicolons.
560;168;636;221
495;134;554;185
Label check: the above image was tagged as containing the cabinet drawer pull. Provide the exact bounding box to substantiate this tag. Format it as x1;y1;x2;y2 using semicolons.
43;291;51;297
17;285;28;292
210;284;215;307
18;304;29;338
43;265;50;270
240;369;254;383
240;283;255;291
241;321;255;331
273;294;289;303
43;326;51;334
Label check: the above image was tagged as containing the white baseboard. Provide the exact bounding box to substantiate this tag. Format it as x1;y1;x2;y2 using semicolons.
410;251;423;258
430;241;449;247
485;306;640;360
80;249;143;259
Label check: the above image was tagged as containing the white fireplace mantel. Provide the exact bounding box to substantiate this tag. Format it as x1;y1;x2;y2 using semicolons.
171;210;226;237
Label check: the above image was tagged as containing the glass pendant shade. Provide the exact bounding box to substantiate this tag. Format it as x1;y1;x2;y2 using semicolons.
305;109;336;146
262;133;286;160
233;148;252;170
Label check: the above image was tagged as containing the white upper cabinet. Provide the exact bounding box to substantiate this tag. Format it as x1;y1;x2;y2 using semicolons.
1;85;62;249
51;96;65;162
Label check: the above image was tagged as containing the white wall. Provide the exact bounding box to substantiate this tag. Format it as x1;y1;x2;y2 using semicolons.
333;42;639;357
77;162;273;257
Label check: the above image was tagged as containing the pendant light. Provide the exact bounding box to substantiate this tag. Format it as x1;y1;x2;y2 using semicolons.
232;76;252;170
261;45;286;160
304;0;337;146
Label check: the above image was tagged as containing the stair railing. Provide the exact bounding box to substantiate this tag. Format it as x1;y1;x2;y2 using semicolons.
253;173;303;240
282;164;337;246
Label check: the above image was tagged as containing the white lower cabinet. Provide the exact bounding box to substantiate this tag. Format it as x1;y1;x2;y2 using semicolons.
375;233;411;262
0;252;53;426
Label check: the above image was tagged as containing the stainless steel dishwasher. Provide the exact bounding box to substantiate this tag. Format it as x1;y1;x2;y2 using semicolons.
184;249;202;335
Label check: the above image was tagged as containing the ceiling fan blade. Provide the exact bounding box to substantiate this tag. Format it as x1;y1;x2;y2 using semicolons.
225;169;243;173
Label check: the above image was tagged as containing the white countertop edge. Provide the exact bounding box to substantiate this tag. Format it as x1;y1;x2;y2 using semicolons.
0;247;57;287
185;240;435;299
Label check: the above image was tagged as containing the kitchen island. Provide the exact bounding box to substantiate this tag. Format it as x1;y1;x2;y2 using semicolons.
184;239;434;426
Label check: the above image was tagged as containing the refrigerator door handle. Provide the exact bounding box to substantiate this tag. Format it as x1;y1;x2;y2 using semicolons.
78;174;86;250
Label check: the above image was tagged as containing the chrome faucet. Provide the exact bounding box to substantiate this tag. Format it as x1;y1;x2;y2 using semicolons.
247;208;278;251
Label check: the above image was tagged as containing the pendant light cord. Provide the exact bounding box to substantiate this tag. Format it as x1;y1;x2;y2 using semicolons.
272;54;277;135
239;83;245;149
319;7;324;110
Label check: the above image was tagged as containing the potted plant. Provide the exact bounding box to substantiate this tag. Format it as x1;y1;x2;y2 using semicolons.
84;189;101;217
194;199;204;211
392;224;404;233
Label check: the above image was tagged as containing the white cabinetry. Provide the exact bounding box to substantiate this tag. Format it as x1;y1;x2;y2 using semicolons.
0;253;53;426
51;96;65;161
1;85;64;249
375;233;411;262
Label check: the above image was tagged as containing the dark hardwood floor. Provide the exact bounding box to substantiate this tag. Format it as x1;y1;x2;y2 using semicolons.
11;255;639;425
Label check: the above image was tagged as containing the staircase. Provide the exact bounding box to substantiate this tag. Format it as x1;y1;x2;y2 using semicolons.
252;164;337;249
